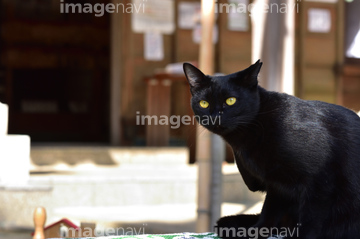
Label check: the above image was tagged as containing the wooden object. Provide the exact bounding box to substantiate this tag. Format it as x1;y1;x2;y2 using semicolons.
32;207;96;238
145;73;190;145
33;207;46;239
145;76;172;146
110;0;123;145
41;219;82;238
144;72;196;162
296;1;340;103
341;60;360;111
217;0;252;74
196;0;216;233
80;222;96;237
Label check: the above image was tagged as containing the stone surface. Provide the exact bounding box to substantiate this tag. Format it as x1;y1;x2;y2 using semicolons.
0;102;8;135
0;135;31;185
0;147;264;234
30;147;189;168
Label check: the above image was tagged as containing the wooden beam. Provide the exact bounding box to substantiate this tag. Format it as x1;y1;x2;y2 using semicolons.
196;0;216;233
336;0;345;105
110;0;123;145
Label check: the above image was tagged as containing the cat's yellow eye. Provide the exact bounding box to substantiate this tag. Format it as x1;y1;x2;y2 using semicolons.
199;100;209;108
226;97;236;106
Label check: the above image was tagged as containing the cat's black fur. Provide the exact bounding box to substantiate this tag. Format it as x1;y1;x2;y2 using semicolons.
183;60;360;239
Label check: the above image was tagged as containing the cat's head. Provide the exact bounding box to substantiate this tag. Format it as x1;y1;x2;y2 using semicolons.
183;60;262;136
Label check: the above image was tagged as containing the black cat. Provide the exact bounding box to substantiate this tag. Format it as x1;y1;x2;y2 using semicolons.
183;60;360;239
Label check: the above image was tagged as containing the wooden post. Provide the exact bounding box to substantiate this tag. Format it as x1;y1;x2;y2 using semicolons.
33;207;46;239
251;0;295;94
199;0;215;75
196;0;216;233
281;0;295;95
210;135;225;230
110;0;123;145
336;0;345;105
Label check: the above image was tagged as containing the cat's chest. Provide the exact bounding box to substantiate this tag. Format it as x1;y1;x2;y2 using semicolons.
233;145;306;196
234;148;266;179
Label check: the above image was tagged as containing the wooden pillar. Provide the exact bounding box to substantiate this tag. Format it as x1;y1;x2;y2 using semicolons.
251;0;267;63
110;0;123;145
336;0;345;105
253;0;295;94
210;135;225;230
196;0;216;233
261;0;285;92
281;0;295;95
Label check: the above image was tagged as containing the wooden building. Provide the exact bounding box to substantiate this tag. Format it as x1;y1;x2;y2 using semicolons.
0;0;359;162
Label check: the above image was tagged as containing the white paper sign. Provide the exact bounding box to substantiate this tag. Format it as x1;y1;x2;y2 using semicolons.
192;24;219;44
308;8;331;33
347;29;360;58
144;31;164;61
132;0;175;34
178;2;201;29
227;0;249;31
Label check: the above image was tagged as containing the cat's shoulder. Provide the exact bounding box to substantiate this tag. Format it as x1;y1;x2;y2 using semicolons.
259;87;360;122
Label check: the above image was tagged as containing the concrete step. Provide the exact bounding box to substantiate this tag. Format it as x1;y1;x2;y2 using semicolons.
0;164;264;230
1;146;264;231
30;146;190;171
0;165;198;229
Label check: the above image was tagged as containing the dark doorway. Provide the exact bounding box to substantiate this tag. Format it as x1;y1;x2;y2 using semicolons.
0;0;110;142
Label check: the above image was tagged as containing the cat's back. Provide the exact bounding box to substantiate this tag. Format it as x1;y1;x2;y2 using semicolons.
281;93;360;136
262;89;360;134
260;89;360;161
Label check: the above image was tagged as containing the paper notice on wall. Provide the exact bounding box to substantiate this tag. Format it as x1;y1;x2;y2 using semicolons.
347;29;360;58
144;31;164;61
227;0;249;31
178;2;201;29
132;0;175;34
192;24;219;44
308;8;331;33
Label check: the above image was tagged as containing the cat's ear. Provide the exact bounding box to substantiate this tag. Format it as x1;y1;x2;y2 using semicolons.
248;59;263;78
236;59;262;88
183;63;207;89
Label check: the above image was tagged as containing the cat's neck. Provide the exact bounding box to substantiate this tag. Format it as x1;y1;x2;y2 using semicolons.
222;86;280;150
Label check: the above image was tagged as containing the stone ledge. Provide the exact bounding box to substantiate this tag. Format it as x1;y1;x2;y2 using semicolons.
31;146;189;168
0;184;52;191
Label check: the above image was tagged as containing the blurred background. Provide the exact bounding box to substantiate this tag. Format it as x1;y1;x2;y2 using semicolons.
0;0;359;238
